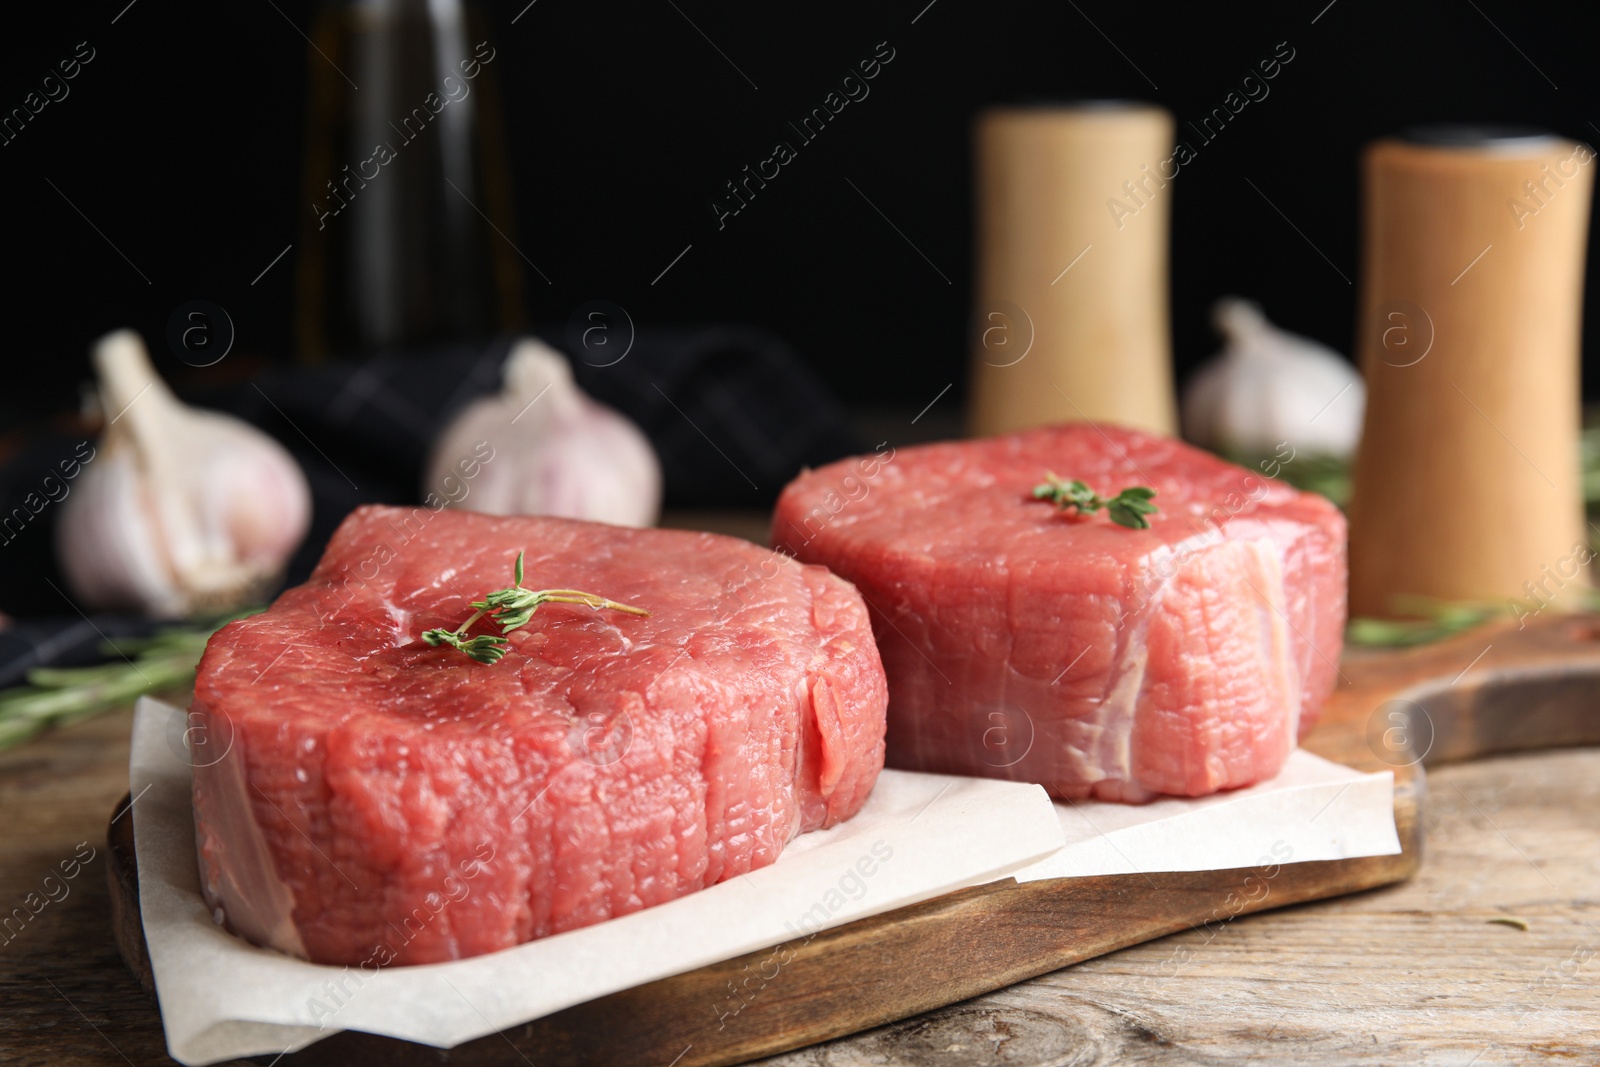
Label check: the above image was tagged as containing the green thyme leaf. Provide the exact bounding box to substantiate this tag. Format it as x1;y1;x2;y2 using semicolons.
424;551;648;665
421;627;511;664
1033;473;1159;529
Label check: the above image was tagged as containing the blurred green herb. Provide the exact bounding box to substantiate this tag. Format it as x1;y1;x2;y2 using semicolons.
1032;474;1159;530
1229;409;1600;511
1583;416;1600;510
1224;412;1600;648
0;608;262;751
422;550;649;665
1347;589;1600;648
1221;446;1352;506
1345;597;1505;648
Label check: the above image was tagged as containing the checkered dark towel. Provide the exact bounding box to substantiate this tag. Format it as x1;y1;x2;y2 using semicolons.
0;327;861;676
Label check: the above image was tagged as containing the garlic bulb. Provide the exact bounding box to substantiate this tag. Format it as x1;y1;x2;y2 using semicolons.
56;330;312;618
425;338;662;527
1181;298;1366;457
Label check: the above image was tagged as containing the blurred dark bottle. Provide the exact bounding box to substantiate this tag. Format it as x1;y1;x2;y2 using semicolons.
294;0;524;359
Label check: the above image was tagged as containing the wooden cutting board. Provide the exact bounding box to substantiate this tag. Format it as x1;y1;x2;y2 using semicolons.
105;612;1600;1066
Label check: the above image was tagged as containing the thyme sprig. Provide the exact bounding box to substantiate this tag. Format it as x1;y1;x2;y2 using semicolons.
422;551;648;665
1032;473;1160;529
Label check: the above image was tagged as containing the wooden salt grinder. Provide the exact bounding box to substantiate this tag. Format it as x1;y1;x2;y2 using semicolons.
1348;127;1594;618
967;103;1177;437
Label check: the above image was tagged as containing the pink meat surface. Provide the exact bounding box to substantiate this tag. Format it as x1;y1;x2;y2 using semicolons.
772;425;1346;803
191;506;886;966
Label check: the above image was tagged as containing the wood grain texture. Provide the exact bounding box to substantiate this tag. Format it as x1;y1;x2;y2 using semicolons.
0;694;183;1067
4;613;1598;1066
755;746;1600;1067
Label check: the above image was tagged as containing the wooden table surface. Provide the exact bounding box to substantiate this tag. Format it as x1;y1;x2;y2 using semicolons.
1;701;1595;1067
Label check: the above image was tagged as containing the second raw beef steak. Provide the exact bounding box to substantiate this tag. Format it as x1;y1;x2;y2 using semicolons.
772;425;1346;802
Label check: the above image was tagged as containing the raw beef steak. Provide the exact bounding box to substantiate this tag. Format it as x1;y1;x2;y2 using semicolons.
772;425;1345;802
191;506;886;966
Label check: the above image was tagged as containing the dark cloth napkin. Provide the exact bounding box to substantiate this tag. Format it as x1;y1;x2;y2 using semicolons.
0;327;862;680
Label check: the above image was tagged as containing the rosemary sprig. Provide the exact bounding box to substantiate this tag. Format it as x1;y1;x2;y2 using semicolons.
422;551;648;665
1032;473;1159;529
0;608;262;751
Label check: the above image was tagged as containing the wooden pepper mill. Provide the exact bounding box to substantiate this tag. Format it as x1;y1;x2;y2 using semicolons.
967;103;1177;437
1347;127;1594;618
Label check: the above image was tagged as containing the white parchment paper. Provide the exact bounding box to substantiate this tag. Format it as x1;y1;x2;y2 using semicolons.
1013;750;1401;882
129;698;1399;1065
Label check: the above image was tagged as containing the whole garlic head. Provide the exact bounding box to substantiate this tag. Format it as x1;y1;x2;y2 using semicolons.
1182;298;1366;458
56;330;312;618
424;338;662;527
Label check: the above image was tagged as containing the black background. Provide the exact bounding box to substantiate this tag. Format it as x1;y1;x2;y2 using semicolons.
4;0;1599;431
